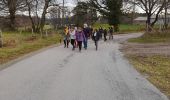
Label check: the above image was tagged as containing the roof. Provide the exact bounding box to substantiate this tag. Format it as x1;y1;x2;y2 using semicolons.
134;17;147;21
134;15;170;21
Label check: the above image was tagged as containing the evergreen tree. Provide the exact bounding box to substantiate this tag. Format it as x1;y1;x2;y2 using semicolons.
73;2;98;27
90;0;123;32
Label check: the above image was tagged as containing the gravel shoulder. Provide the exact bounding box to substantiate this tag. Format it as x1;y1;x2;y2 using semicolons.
121;35;170;99
121;42;170;56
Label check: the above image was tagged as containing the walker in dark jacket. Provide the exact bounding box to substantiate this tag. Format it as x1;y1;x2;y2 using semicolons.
92;30;100;50
83;27;90;49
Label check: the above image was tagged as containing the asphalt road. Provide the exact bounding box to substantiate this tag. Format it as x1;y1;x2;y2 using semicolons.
0;33;168;100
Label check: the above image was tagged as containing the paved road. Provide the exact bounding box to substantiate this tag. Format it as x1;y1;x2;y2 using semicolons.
0;33;168;100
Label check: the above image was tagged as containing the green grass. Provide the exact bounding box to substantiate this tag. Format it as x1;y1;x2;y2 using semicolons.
0;31;62;64
44;25;53;30
93;23;110;29
128;55;170;97
129;32;170;43
93;23;145;32
119;24;145;32
125;30;170;98
17;25;53;31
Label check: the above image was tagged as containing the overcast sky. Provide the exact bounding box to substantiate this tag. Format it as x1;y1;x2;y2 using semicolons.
57;0;144;13
58;0;77;7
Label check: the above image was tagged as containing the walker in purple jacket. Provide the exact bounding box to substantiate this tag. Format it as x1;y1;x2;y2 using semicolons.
76;30;86;52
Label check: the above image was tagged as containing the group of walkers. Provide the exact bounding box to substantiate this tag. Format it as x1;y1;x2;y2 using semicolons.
99;26;114;41
63;24;114;52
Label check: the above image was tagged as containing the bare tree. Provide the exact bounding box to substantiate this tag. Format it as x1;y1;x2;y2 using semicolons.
49;6;62;29
164;0;169;29
25;0;58;32
126;0;169;31
40;0;53;31
25;0;38;32
0;0;27;30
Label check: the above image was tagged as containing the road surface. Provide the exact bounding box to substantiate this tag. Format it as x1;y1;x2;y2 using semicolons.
0;33;168;100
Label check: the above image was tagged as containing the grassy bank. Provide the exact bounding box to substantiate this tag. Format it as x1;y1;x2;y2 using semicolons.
125;31;170;98
93;23;145;32
128;55;170;97
0;31;62;64
129;32;170;43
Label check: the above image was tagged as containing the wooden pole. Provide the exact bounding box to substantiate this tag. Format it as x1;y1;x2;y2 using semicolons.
32;28;34;36
40;29;43;38
20;30;22;35
46;30;48;37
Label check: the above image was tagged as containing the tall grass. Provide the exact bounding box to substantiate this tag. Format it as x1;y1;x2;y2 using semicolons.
0;31;62;64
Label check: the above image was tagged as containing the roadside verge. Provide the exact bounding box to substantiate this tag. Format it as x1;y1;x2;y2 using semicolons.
121;33;170;99
0;43;61;71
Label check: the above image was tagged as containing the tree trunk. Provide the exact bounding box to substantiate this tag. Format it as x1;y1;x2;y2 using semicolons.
150;2;165;30
28;10;36;32
0;30;3;48
26;0;40;33
146;15;152;32
164;2;168;30
9;8;16;30
7;0;17;31
40;0;50;31
114;24;119;32
27;2;36;32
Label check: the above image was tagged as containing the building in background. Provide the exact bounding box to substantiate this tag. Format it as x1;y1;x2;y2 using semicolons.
134;15;170;25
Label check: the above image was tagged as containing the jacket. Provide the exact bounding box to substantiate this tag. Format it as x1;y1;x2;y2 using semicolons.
70;30;76;39
76;31;85;42
92;31;100;41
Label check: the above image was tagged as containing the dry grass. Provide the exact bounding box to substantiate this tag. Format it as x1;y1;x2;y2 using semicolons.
124;32;170;98
0;31;62;64
127;55;170;98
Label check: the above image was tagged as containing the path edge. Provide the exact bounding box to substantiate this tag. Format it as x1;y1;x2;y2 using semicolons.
0;43;62;71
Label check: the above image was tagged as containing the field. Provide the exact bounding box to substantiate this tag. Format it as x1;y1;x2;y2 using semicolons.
0;31;62;65
128;32;170;43
93;23;146;32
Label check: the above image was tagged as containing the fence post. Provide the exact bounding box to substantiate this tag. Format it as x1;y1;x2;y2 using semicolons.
40;29;43;38
20;30;22;35
32;28;34;36
46;30;48;37
0;29;3;48
19;30;23;44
